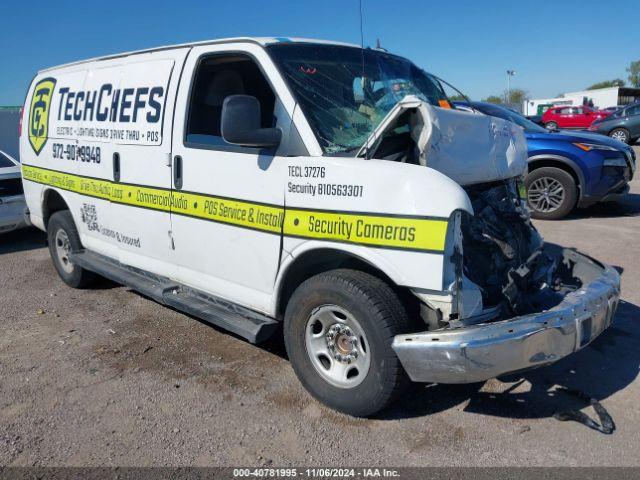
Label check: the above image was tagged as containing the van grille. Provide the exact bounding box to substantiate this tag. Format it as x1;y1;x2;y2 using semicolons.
0;178;24;197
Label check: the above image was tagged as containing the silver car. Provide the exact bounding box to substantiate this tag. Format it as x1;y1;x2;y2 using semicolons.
0;150;29;233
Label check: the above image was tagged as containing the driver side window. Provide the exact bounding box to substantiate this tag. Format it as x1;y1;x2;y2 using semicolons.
185;54;276;149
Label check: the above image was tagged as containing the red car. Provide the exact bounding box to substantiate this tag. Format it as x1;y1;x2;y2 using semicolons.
542;105;610;130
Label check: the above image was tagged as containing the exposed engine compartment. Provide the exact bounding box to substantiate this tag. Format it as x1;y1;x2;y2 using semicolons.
460;179;583;320
360;98;592;326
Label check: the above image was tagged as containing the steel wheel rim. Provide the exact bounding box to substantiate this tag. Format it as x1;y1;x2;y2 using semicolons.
304;304;371;389
527;177;565;213
611;130;627;142
54;229;74;274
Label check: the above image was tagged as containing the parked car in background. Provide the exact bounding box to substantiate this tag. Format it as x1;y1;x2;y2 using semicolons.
455;101;636;219
0;150;29;233
588;102;640;144
602;106;623;114
542;105;610;130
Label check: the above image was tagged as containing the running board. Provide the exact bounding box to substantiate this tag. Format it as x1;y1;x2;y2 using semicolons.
70;251;279;344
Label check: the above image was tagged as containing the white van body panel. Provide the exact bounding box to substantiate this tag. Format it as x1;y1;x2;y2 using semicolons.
22;49;190;277
281;157;472;293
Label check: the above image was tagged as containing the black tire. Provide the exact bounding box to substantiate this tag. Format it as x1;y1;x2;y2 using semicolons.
47;210;95;288
609;128;630;144
525;167;578;220
284;269;410;417
545;121;558;130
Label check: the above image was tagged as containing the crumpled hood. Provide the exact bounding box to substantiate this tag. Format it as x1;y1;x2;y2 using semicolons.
360;96;528;186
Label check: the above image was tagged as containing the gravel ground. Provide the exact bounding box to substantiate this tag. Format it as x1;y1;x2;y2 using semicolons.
1;147;639;467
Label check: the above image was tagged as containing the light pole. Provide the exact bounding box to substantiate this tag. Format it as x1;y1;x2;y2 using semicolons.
506;70;516;105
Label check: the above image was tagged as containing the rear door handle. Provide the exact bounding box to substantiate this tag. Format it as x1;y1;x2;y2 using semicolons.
173;155;183;190
113;152;120;182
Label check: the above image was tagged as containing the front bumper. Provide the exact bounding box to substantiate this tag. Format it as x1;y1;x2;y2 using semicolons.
578;182;630;208
392;248;620;384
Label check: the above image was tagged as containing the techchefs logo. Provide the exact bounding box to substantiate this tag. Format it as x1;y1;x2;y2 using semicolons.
28;77;56;154
56;84;164;124
28;77;165;155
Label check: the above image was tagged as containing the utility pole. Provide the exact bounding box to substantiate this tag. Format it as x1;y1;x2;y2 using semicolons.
506;70;516;105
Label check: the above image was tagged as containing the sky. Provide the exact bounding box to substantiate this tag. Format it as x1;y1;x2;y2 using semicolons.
1;0;638;105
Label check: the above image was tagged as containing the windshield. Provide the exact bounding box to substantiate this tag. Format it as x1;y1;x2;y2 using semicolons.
471;103;547;133
267;44;449;155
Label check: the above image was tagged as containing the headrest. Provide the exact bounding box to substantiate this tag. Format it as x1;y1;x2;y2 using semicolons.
204;70;245;106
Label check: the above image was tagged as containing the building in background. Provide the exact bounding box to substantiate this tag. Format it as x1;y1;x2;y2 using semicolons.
523;87;640;116
0;107;21;160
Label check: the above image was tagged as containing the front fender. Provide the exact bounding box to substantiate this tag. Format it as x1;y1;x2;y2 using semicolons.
282;157;473;295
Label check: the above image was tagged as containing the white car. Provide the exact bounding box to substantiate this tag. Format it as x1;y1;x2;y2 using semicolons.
0;150;29;233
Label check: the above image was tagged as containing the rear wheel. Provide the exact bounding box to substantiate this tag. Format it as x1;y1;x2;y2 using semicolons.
545;121;558;130
284;269;409;417
609;128;630;144
525;167;577;220
47;210;95;288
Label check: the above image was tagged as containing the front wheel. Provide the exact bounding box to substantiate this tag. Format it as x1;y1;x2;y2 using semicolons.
525;167;577;220
284;269;409;417
609;128;630;144
545;121;558;130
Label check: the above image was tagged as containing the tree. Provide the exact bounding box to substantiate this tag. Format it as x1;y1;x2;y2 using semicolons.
506;88;528;108
627;60;640;88
448;94;467;102
587;79;625;89
483;88;528;107
483;95;503;104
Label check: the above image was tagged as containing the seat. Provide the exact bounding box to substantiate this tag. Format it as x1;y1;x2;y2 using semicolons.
199;70;246;136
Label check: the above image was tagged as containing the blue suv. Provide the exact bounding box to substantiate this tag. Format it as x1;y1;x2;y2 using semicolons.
455;101;636;219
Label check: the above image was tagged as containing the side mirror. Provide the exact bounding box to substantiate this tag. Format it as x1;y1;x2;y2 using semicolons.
221;95;281;148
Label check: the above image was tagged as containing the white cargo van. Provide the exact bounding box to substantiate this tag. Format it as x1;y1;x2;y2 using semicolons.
20;37;620;416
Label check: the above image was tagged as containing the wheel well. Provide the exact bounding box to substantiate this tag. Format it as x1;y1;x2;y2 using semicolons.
276;249;416;320
42;189;70;228
527;159;581;193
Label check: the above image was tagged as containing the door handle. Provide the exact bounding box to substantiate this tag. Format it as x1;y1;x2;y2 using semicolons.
174;155;183;190
113;152;120;182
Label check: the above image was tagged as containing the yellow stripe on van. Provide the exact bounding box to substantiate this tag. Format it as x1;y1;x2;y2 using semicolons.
172;191;284;234
22;164;448;253
284;209;448;253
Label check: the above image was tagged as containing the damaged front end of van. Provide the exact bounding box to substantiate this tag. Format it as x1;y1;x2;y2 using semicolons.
361;97;621;384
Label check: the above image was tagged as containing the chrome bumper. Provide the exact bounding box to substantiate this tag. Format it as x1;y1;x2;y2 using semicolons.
392;248;621;384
